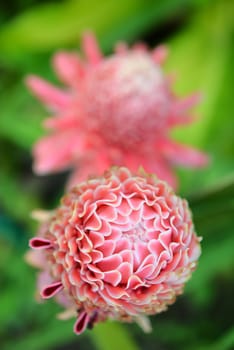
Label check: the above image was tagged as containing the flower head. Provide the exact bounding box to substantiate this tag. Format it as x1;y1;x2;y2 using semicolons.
28;167;201;334
26;32;208;189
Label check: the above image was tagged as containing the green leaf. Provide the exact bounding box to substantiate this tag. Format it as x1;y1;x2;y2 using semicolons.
0;82;44;148
0;0;210;66
0;168;40;225
186;176;234;304
191;327;234;350
0;214;26;246
189;175;234;234
165;0;233;194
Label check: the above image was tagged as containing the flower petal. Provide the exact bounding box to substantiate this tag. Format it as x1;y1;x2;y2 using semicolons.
158;139;209;167
53;52;85;86
82;31;103;65
41;281;63;299
26;75;70;110
29;237;52;249
74;311;90;335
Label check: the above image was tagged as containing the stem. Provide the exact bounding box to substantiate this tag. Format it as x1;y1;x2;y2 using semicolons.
90;321;140;350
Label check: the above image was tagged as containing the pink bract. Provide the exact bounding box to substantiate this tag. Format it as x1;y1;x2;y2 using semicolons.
28;167;201;334
26;32;208;189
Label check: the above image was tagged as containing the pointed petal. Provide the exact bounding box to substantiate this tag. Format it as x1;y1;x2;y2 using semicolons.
114;41;129;54
173;93;202;114
33;130;84;174
57;308;77;320
125;152;177;189
168;93;201;127
29;237;52;249
67;165;91;189
158;139;209;168
167;114;195;128
73;310;90;335
44;114;80;130
82;32;103;65
26;75;70;110
24;250;46;269
31;210;51;222
151;45;168;65
67;152;111;189
135;315;152;333
132;42;148;52
53;51;85;86
41;281;63;299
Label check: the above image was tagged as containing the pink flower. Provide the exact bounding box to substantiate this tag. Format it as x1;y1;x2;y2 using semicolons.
28;167;201;334
26;32;208;189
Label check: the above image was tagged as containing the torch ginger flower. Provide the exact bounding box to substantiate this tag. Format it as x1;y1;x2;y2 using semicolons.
26;32;208;189
28;167;201;335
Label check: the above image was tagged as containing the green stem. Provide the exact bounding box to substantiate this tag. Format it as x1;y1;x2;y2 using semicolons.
91;321;140;350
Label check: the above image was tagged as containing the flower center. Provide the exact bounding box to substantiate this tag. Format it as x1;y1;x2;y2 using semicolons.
83;52;170;148
116;53;164;95
124;222;147;242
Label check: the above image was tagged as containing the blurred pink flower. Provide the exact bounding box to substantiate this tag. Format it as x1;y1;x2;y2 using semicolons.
28;167;201;334
26;32;208;189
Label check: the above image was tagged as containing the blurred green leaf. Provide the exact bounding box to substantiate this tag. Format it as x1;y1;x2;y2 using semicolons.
0;241;34;333
186;175;234;304
0;214;26;246
191;327;234;350
186;233;233;304
167;0;232;146
190;175;234;234
166;0;233;193
2;315;76;350
0;168;40;225
0;0;209;62
0;82;44;149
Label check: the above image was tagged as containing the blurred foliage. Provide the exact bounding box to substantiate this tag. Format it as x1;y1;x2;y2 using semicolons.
0;0;233;349
167;0;234;194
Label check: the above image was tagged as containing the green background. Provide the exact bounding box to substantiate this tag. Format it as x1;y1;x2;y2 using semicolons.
0;0;233;349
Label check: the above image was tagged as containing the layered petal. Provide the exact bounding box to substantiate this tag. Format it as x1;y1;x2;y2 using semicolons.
28;167;201;335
